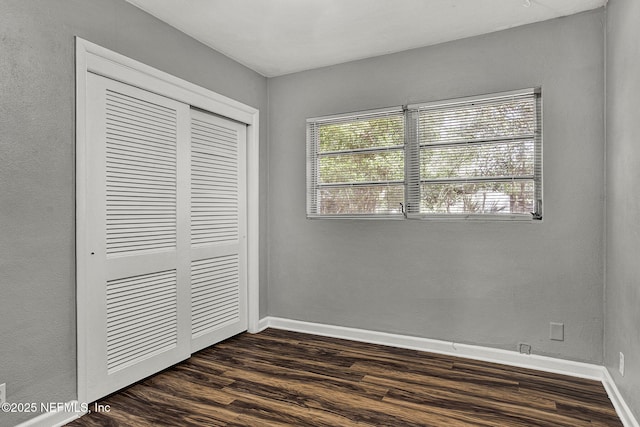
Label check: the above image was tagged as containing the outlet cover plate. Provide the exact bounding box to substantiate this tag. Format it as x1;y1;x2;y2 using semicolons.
518;343;532;355
619;352;625;376
550;322;564;341
0;383;5;405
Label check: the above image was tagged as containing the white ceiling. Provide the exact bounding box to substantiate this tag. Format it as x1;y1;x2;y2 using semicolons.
127;0;606;77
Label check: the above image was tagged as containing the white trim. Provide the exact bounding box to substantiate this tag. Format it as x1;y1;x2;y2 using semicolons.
246;112;260;334
263;317;602;379
407;213;535;222
80;39;256;123
75;36;90;405
602;368;640;427
261;316;639;426
255;317;270;333
14;401;85;427
407;87;538;110
75;37;260;403
307;214;405;220
306;105;403;123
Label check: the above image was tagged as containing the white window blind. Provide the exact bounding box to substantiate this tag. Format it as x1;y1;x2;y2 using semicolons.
306;88;542;220
408;89;542;219
307;107;405;218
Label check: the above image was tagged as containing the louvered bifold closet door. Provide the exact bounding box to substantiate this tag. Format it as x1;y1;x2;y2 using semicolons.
190;109;247;353
84;73;191;403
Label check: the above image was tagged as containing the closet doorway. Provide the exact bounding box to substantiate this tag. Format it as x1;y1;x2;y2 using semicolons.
76;38;259;404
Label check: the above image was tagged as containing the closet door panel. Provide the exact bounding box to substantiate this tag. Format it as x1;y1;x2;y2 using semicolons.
84;73;191;403
82;74;248;402
190;109;247;352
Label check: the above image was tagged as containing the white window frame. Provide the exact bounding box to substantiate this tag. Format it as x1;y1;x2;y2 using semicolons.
306;88;542;221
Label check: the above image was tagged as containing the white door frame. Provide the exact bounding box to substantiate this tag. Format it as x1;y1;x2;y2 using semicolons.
75;37;260;404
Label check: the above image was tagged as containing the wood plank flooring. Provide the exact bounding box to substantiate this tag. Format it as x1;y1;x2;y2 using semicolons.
66;329;622;426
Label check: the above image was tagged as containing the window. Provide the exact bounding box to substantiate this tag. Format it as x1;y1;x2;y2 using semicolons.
306;108;406;218
307;88;542;220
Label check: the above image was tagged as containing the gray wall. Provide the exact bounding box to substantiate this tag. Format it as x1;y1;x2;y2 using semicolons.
0;0;267;425
2;1;627;425
605;0;640;421
268;10;605;363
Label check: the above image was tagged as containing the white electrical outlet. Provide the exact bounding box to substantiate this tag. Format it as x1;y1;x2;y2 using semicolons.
0;383;5;404
619;352;625;376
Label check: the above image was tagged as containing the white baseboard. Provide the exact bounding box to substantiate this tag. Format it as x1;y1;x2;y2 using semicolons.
260;316;639;427
264;316;603;379
602;368;640;427
14;401;85;427
256;317;270;333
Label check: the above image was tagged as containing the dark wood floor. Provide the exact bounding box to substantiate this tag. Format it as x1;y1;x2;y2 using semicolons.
67;328;622;426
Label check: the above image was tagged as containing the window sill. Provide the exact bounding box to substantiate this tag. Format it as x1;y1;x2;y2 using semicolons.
307;214;542;222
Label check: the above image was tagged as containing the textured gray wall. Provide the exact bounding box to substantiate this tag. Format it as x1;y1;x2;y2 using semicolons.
0;0;267;425
605;0;640;421
268;10;605;364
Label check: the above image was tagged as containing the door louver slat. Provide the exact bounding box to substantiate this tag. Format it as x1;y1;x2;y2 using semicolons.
191;255;240;337
190;118;238;246
105;89;177;256
106;270;178;373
